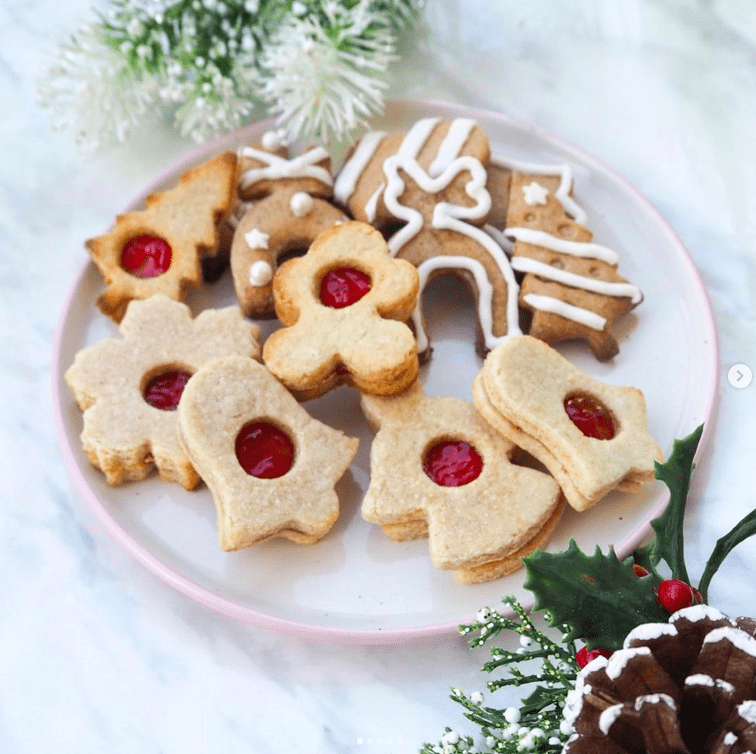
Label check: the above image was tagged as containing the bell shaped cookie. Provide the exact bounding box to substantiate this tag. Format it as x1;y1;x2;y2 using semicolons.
262;221;419;400
177;356;359;550
472;335;664;511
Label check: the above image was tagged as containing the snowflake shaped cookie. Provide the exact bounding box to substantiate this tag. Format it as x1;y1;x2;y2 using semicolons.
361;382;563;583
65;295;261;488
177;356;359;550
262;221;419;400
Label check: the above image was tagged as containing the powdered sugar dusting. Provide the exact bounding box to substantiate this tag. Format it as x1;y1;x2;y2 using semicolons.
606;647;651;680
623;622;676;647
670;604;728;624
703;626;756;657
738;700;756;724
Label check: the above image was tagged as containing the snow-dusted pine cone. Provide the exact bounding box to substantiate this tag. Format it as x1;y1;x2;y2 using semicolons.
562;605;756;754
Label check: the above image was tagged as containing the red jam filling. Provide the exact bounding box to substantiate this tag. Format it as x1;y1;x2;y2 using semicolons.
423;439;483;487
235;422;295;479
121;234;172;278
564;394;616;440
319;267;371;308
143;370;191;411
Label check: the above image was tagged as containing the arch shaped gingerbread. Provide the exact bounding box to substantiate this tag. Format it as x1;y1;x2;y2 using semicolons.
334;117;522;360
230;135;348;318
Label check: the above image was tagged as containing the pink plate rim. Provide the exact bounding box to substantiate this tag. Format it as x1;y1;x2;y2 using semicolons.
51;98;720;645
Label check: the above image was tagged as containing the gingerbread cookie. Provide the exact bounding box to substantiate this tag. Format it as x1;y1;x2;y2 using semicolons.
361;381;564;583
64;295;261;488
501;161;642;361
230;132;348;318
334;117;521;360
472;335;664;511
262;221;420;400
177;355;359;550
87;152;238;322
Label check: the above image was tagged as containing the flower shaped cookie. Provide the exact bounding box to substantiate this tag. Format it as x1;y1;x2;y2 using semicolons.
65;295;261;488
177;356;359;550
87;152;237;322
361;382;563;583
262;221;420;400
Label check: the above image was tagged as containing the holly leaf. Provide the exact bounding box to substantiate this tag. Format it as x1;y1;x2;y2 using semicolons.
635;424;703;581
524;540;667;650
698;506;756;602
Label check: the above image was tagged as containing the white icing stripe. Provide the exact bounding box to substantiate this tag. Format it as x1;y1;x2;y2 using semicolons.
412;256;516;354
364;183;383;223
383;154;521;339
522;293;607;331
398;117;440;160
429;118;477;177
491;154;587;225
511;256;643;303
239;146;333;191
484;224;513;253
333;130;385;204
505;227;619;265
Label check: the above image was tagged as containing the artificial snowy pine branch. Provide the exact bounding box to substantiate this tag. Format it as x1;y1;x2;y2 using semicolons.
40;0;422;148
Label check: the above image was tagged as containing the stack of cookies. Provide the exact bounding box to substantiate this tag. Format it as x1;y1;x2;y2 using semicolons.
65;116;662;584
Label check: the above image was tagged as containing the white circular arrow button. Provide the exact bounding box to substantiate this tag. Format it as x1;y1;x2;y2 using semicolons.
728;364;753;389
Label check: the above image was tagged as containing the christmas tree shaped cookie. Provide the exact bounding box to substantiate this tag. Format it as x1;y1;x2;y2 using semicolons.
87;151;237;322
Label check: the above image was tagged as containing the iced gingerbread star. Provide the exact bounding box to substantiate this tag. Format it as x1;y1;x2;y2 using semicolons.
360;382;563;583
65;295;261;488
177;356;359;550
87;152;237;322
262;221;420;400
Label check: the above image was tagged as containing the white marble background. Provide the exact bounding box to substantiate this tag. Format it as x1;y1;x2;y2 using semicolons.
2;0;756;752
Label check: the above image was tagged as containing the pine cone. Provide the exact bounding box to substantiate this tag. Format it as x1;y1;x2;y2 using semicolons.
562;605;756;754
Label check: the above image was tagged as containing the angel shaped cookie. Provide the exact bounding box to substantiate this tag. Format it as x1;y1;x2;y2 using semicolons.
64;295;261;488
361;382;563;583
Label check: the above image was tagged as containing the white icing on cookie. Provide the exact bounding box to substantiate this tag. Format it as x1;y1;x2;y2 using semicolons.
522;181;549;206
261;130;285;151
244;228;270;249
333;130;386;205
511;256;642;303
238;146;332;192
522;293;607;331
505;227;619;265
248;260;274;287
428;118;476;177
290;191;314;217
491;154;587;225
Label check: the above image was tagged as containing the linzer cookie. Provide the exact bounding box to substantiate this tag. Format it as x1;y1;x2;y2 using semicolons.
262;221;419;400
230;132;348;318
472;335;663;511
64;295;261;488
501;161;642;361
87;152;237;322
334;117;521;361
177;356;359;550
361;381;563;583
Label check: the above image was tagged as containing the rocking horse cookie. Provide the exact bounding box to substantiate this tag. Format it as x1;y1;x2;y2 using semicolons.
472;335;664;511
177;356;359;550
230;133;348;318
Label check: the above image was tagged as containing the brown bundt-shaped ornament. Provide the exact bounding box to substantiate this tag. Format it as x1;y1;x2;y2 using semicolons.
562;605;756;754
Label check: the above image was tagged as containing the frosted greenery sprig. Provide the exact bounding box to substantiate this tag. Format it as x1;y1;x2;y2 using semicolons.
420;599;579;754
39;0;422;148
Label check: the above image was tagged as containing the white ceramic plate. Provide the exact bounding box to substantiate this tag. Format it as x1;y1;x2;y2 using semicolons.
52;100;718;644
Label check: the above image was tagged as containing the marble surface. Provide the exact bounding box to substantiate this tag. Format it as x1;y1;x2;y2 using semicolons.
3;0;756;751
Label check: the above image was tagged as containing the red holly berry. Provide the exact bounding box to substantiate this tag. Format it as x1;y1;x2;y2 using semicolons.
576;646;613;668
655;579;701;613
